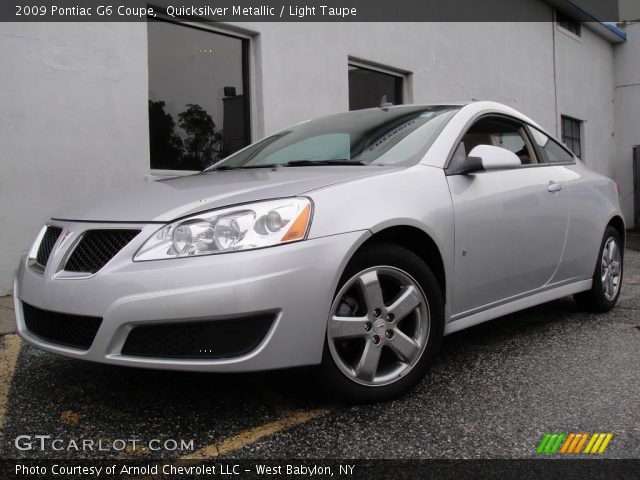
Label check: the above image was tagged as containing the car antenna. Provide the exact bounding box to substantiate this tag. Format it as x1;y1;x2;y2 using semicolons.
379;95;393;110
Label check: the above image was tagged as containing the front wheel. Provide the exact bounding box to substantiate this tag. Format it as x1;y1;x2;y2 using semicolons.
574;226;623;312
318;244;444;403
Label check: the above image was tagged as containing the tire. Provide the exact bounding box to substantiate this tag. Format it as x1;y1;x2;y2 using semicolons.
573;226;623;313
318;243;444;403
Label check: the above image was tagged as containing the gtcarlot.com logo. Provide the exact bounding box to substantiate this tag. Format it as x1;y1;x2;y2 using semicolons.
536;432;613;455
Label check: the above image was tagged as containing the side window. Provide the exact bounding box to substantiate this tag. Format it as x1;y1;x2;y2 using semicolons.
529;128;575;164
460;117;538;165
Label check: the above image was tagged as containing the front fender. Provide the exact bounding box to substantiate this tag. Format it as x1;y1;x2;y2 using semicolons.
305;165;454;317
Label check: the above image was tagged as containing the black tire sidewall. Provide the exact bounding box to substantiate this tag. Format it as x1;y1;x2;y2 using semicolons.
592;227;623;308
319;243;444;403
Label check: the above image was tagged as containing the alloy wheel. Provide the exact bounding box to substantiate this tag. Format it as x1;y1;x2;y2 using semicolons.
327;266;430;386
601;237;622;301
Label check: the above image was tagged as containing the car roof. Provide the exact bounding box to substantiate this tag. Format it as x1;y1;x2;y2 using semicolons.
381;101;541;129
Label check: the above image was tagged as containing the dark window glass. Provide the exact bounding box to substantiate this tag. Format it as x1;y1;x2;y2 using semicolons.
557;10;582;36
529;127;575;164
561;115;582;158
348;64;403;111
207;106;459;169
148;20;250;171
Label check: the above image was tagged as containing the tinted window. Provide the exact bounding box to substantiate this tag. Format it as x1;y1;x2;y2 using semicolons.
556;10;581;36
148;20;250;171
349;64;403;110
561;115;582;158
530;128;575;164
208;106;459;169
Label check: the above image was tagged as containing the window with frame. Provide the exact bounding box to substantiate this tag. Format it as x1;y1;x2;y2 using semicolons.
348;63;404;111
561;115;582;158
556;10;581;37
147;20;251;171
458;117;538;166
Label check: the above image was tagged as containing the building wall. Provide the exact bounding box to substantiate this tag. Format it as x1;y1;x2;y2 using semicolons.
614;22;640;227
0;23;150;295
0;12;625;294
241;20;558;137
554;24;616;179
619;0;640;21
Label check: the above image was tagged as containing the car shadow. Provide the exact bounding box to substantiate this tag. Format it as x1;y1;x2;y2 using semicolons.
3;295;596;459
18;297;582;408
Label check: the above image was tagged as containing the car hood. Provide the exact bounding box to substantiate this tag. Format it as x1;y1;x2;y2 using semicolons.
52;166;398;223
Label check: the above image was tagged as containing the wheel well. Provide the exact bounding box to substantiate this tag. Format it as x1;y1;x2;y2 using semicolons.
608;216;626;249
360;226;446;298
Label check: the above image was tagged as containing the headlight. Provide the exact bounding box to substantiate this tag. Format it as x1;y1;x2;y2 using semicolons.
134;197;312;261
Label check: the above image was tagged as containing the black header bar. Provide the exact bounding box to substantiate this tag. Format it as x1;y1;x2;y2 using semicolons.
2;0;620;22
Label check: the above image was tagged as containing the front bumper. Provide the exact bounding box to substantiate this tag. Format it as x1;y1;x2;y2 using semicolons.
15;220;367;371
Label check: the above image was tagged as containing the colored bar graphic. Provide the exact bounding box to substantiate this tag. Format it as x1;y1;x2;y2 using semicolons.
537;433;613;454
597;433;613;453
560;433;575;453
550;433;566;453
573;433;589;453
583;433;599;453
536;433;566;454
537;434;552;454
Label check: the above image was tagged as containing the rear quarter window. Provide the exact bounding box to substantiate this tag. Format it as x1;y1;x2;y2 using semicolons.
529;127;575;164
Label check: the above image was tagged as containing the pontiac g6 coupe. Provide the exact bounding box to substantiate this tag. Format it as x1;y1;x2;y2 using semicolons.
15;101;624;402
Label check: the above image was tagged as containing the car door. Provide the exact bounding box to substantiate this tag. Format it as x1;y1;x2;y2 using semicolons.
446;115;570;317
526;125;593;283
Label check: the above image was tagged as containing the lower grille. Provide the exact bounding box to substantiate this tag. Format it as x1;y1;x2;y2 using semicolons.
121;315;275;359
22;302;102;350
65;229;140;274
36;226;62;267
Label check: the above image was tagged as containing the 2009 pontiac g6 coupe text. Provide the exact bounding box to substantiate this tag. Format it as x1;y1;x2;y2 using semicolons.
15;101;624;401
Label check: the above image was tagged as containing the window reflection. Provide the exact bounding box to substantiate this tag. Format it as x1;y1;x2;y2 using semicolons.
349;64;404;111
148;20;250;170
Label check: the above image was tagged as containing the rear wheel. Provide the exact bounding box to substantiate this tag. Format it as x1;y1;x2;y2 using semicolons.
574;226;623;312
319;244;444;403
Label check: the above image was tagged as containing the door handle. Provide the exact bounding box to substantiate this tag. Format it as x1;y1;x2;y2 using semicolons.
547;181;562;193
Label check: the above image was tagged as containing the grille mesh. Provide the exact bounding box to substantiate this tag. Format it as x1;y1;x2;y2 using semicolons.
65;229;140;274
22;302;102;350
121;315;275;359
36;226;62;267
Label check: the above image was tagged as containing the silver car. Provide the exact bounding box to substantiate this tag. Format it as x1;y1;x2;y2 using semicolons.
14;101;624;402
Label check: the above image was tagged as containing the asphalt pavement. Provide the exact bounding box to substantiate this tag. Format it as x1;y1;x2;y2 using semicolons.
0;249;638;460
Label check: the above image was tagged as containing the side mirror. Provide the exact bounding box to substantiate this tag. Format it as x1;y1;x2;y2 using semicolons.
458;145;522;174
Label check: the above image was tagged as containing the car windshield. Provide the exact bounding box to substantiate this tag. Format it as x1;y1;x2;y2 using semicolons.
206;105;459;170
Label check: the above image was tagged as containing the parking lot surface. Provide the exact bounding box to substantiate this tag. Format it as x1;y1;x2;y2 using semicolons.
1;250;638;459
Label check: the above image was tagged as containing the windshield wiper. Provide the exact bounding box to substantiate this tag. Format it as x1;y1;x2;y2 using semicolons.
211;159;366;170
212;164;280;171
283;159;366;167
